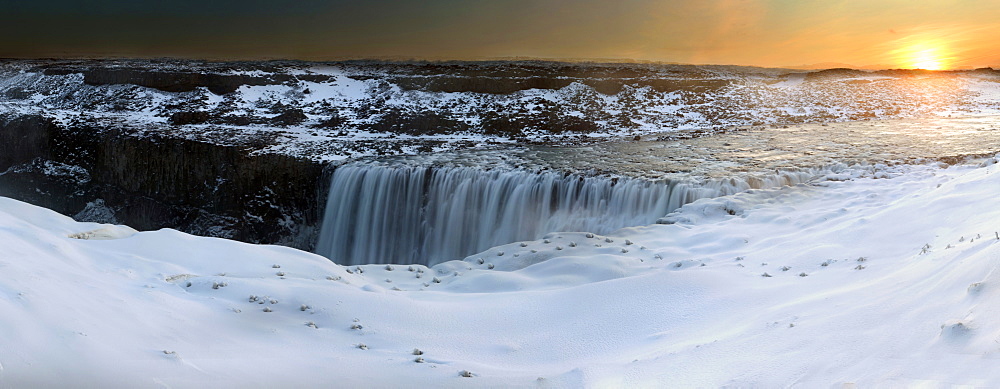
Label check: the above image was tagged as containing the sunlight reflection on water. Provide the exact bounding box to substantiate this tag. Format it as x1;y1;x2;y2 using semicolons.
529;115;1000;180
360;115;1000;182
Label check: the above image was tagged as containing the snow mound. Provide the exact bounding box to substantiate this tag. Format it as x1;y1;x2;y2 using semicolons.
68;225;138;240
2;158;1000;386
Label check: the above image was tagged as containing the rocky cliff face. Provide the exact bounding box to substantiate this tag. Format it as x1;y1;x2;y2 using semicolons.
0;114;327;250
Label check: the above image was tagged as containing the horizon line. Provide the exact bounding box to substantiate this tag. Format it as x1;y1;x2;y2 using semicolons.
2;55;996;72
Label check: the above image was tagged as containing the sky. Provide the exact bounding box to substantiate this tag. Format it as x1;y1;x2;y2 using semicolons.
3;0;1000;69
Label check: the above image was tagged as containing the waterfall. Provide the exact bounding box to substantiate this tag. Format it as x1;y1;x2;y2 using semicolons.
316;164;814;266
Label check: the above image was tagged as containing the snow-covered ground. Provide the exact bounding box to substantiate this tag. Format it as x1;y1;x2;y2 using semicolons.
2;156;999;387
3;60;1000;161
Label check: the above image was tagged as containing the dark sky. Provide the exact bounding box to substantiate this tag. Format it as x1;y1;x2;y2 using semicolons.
3;0;999;68
3;0;632;60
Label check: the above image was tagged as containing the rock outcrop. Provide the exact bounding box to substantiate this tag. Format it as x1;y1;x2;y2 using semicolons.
0;114;327;250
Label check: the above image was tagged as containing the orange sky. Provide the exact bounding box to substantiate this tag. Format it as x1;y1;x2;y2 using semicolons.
4;0;1000;69
630;0;1000;69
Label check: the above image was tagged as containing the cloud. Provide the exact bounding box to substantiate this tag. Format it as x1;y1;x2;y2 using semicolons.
2;0;999;68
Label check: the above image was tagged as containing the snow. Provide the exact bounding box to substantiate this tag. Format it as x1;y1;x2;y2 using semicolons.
5;61;1000;163
2;155;1000;386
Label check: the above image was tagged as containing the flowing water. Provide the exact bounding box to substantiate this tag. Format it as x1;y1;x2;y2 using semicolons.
316;115;1000;266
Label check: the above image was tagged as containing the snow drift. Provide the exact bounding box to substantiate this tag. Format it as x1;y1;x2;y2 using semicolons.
2;156;1000;386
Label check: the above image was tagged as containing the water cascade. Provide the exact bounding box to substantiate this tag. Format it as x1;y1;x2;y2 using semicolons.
316;164;814;266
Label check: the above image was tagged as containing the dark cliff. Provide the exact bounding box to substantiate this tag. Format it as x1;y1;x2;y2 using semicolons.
36;60;296;95
0;114;328;250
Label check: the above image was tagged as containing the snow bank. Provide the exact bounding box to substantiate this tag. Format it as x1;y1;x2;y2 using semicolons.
2;157;1000;386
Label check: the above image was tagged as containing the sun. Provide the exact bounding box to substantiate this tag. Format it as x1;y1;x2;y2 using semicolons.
899;42;950;70
911;49;943;70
